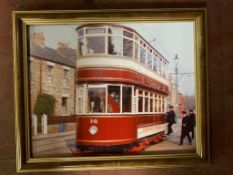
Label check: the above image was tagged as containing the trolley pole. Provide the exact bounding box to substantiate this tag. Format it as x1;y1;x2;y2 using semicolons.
174;54;179;118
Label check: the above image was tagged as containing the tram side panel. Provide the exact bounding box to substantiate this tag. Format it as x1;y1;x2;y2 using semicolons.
76;116;137;152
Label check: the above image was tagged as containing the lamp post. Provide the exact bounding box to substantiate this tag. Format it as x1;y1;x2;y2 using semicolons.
174;54;179;118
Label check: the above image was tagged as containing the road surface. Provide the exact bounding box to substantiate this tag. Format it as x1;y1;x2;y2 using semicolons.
32;120;195;157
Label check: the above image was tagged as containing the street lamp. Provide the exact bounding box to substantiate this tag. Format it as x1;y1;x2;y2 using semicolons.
174;54;179;118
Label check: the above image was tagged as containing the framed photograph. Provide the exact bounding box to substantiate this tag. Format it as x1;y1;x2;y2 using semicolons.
13;8;209;172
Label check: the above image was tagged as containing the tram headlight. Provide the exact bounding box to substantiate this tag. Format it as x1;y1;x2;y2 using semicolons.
89;125;98;135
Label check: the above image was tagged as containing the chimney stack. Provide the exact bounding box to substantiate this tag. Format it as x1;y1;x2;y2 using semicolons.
57;42;69;50
30;32;45;48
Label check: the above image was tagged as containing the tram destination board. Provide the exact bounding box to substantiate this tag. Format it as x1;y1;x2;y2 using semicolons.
13;8;209;172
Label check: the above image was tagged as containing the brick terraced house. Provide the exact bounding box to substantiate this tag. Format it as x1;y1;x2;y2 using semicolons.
29;32;76;124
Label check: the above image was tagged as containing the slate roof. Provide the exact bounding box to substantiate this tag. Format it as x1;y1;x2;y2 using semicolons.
30;42;76;68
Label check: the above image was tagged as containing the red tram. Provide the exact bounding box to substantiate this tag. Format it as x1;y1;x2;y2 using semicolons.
75;24;169;153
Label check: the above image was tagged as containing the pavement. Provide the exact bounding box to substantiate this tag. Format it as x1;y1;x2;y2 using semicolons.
143;119;196;153
32;131;75;157
32;119;196;157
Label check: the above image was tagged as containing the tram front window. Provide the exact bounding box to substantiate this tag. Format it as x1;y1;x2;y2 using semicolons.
88;88;106;113
108;86;120;113
123;38;133;57
86;36;105;54
108;36;123;56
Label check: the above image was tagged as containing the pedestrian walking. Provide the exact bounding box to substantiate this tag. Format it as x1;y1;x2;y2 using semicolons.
179;110;192;145
188;109;196;139
166;106;176;135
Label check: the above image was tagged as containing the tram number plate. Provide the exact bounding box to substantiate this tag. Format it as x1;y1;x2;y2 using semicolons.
90;119;98;124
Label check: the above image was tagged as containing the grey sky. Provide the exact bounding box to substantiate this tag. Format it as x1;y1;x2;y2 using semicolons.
30;22;195;96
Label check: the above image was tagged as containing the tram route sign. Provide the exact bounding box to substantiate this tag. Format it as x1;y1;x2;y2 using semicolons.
13;8;209;172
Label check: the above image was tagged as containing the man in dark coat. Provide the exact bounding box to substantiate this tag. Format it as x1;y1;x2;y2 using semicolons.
166;106;176;135
188;109;196;139
179;110;192;145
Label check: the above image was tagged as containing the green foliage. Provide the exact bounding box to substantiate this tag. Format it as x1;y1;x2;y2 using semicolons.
34;93;56;117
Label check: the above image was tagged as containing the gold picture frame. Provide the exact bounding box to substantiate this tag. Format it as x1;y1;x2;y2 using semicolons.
13;8;209;172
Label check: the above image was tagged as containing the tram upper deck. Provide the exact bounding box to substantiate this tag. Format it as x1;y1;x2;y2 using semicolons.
76;24;169;86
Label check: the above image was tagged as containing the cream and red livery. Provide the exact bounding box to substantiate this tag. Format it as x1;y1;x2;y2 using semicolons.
75;24;169;152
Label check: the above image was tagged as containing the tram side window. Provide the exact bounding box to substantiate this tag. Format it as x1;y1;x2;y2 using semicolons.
123;38;133;58
86;36;105;54
138;96;143;112
154;95;158;112
158;96;162;112
123;30;133;38
108;28;122;35
140;47;146;65
162;97;165;112
147;53;153;69
150;95;153;112
144;92;149;112
78;29;84;37
108;86;120;113
158;59;162;74
108;36;123;56
88;88;106;113
135;43;139;60
122;87;132;113
153;56;157;72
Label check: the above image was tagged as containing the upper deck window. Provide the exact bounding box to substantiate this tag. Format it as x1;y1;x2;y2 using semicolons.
78;29;84;37
123;30;133;38
77;25;168;78
135;43;139;60
147;53;153;69
153;54;157;71
140;47;146;65
108;36;123;56
158;57;162;74
86;36;105;54
123;38;133;57
108;28;122;35
86;28;106;35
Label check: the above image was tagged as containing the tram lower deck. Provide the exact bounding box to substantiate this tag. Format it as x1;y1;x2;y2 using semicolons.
76;114;166;152
76;82;168;152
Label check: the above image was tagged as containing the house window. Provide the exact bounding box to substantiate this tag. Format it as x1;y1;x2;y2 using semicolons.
63;69;69;87
47;65;54;85
62;97;68;114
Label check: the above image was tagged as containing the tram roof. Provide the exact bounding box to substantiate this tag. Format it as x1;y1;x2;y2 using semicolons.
76;23;169;64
